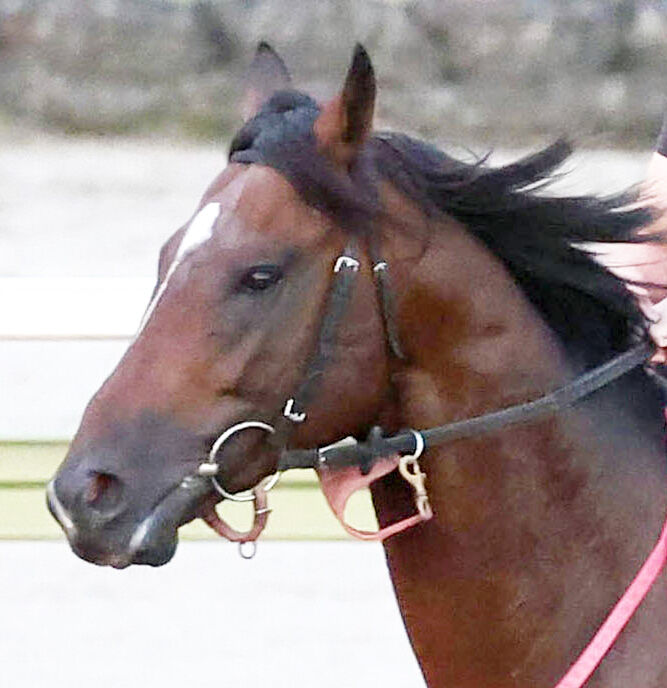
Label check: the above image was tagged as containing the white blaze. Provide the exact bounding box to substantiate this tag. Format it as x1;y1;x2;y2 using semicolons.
135;202;221;336
175;202;221;261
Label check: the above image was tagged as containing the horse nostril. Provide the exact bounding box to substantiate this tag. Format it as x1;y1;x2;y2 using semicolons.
85;472;123;515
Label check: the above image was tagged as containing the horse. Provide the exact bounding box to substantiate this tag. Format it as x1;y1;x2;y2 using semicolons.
47;44;667;687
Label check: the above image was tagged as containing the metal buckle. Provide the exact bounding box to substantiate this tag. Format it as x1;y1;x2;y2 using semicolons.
283;398;307;423
398;430;432;520
333;255;360;273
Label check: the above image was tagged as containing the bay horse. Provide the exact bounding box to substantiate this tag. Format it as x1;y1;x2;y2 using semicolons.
48;44;667;687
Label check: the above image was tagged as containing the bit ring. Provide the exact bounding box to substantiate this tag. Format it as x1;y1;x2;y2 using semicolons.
200;421;277;503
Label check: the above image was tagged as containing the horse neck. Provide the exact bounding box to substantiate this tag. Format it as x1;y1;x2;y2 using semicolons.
371;206;667;687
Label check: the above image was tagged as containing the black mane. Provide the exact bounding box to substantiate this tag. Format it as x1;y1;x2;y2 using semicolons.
229;91;653;370
370;133;652;369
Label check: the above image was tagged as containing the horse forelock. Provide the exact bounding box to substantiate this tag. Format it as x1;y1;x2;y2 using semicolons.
228;89;378;234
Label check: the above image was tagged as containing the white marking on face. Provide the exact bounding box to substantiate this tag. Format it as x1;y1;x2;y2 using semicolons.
134;171;251;339
136;202;221;336
176;202;221;261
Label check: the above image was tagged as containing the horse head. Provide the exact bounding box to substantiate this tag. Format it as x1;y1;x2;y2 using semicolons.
47;41;667;686
48;44;391;567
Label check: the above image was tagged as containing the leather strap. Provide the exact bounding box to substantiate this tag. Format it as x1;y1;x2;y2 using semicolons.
368;232;405;359
317;455;430;541
279;341;652;472
269;240;361;449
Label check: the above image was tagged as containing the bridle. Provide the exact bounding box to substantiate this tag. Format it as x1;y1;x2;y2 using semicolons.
206;97;658;546
191;241;667;687
196;235;655;548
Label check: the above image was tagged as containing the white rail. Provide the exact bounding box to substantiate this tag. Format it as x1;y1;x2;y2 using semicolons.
0;277;154;440
0;277;153;340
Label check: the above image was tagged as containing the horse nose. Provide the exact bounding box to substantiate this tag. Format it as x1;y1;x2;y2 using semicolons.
84;471;124;516
48;466;127;535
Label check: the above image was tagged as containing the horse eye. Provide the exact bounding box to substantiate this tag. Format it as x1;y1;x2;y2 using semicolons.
239;265;283;292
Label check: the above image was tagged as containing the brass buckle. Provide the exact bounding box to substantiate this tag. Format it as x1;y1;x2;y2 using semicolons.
398;431;432;520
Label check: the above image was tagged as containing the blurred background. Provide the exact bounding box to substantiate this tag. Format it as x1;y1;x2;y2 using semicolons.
0;2;665;686
1;0;665;144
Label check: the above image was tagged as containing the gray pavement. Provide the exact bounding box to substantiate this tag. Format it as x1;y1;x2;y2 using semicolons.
0;541;426;688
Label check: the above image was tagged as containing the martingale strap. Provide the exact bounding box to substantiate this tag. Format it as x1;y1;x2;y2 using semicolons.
554;513;667;688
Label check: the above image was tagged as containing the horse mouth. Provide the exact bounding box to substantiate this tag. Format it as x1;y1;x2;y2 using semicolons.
124;474;216;566
47;473;214;568
48;422;277;567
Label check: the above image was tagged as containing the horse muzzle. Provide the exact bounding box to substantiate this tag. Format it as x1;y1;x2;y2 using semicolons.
47;420;280;566
46;472;212;568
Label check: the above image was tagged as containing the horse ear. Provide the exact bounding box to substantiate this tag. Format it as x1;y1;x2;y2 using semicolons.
314;44;376;169
242;42;292;122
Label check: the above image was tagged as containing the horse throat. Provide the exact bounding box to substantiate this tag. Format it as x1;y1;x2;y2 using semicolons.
370;221;667;687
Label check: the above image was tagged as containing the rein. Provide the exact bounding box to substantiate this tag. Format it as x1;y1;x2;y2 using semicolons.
279;340;653;472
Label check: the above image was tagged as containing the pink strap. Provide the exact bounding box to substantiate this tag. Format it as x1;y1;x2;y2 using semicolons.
317;456;430;541
554;512;667;688
201;486;270;543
